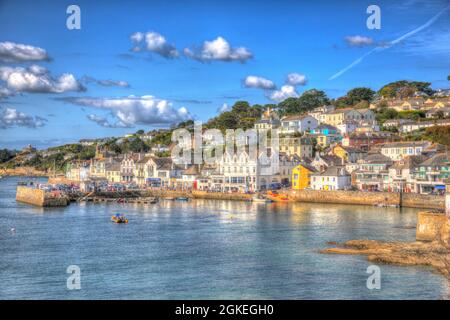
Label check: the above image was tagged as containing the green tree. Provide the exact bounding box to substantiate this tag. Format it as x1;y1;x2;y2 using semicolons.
347;87;375;104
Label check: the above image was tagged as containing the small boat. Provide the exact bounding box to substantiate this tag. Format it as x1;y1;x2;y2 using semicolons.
252;195;273;203
117;198;125;203
111;214;128;224
164;197;176;201
175;197;189;201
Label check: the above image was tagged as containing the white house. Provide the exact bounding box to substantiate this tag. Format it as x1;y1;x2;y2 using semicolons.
310;166;351;191
380;141;432;161
280;115;318;134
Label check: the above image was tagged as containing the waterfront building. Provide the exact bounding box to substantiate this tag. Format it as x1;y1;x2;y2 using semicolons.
65;160;90;182
291;163;317;190
387;155;427;192
121;153;142;183
352;153;393;191
411;153;450;194
310;166;351;191
280;115;318;134
105;159;122;183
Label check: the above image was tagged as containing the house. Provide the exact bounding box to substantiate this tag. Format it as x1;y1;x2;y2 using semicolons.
399;119;450;133
254;107;281;130
352;153;393;191
279;136;313;158
323;108;362;126
382;119;413;128
218;147;282;192
105;159;122;183
291;163;317;190
310;124;341;148
309;105;335;123
280;114;318;134
412;153;449;194
121;153;143;183
387;155;427;192
342;132;397;151
332;144;366;163
178;165;200;190
425;107;450;118
65;160;90;182
310;153;343;172
380;141;432;161
336;121;358;135
310;166;351;191
278;153;302;186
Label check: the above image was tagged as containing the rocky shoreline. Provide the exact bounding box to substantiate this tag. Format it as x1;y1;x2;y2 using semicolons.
320;239;450;280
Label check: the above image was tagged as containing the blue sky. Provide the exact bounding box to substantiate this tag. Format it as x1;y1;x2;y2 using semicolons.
0;0;449;149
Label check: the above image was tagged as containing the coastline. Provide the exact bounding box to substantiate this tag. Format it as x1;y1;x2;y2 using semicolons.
5;174;445;210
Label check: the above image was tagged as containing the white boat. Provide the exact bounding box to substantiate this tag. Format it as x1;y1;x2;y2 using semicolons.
252;196;273;203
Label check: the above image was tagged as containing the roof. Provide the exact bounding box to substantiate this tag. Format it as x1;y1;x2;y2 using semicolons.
183;165;200;175
361;153;393;164
315;124;338;131
311;165;349;177
326;108;355;114
392;155;427;170
282;114;314;121
380;141;430;149
151;157;173;170
418;153;449;167
297;162;317;172
105;161;121;171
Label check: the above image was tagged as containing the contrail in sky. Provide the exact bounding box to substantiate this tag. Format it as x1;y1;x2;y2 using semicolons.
329;5;450;80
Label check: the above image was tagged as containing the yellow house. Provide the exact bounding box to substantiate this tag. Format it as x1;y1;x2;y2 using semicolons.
292;163;317;190
332;144;366;163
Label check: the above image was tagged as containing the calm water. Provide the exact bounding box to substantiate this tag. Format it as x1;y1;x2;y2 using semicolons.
0;176;448;299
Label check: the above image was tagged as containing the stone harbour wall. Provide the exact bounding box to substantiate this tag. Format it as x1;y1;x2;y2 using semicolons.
16;186;68;207
416;211;450;244
286;189;444;210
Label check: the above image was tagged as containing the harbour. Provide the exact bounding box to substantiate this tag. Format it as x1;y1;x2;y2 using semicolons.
1;176;448;299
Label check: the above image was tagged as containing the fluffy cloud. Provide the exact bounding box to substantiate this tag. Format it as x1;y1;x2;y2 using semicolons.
0;87;15;100
286;73;307;86
268;85;298;101
86;114;131;128
0;65;85;93
243;76;276;90
82;76;129;88
130;31;179;58
344;35;374;47
184;37;252;62
0;41;50;62
0;108;47;129
60;95;192;127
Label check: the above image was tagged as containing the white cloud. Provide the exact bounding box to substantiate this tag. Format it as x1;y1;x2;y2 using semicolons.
0;108;47;129
184;37;252;62
243;76;276;90
87;114;131;128
268;85;298;102
344;35;374;47
60;95;192;126
0;41;50;62
286;73;308;86
0;65;85;93
130;31;178;58
0;87;15;100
